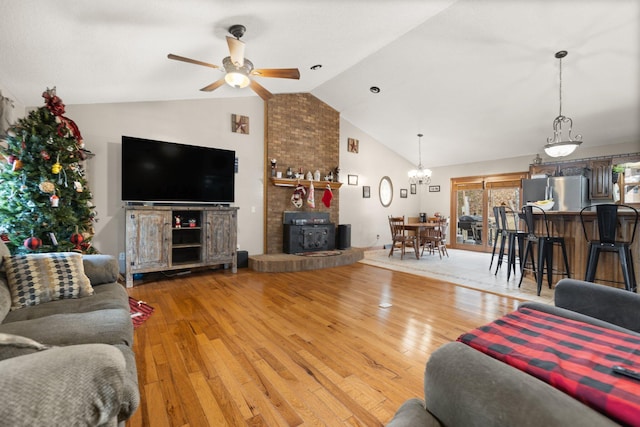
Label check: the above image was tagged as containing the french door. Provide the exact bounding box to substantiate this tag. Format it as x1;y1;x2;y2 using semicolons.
450;172;528;252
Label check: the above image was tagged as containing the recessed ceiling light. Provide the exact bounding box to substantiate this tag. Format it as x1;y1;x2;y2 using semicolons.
370;86;381;93
310;64;322;70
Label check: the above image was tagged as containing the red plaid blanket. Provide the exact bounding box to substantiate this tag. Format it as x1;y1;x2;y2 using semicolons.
458;308;640;426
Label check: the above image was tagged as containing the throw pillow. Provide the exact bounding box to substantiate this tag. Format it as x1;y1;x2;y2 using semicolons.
0;332;51;361
3;252;94;310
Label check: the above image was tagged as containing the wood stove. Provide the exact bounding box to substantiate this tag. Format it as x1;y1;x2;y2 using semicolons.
282;211;335;254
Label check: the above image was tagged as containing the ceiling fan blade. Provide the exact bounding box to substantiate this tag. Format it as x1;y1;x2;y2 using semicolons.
200;78;226;92
226;36;245;67
168;53;220;69
252;68;300;80
249;80;273;101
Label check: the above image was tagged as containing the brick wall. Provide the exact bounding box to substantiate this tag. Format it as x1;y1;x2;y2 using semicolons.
266;93;340;253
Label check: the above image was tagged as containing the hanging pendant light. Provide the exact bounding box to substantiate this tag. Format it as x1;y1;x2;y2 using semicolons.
408;133;432;185
544;50;583;158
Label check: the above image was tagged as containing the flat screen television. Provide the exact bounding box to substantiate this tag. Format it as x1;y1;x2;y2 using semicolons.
121;136;235;204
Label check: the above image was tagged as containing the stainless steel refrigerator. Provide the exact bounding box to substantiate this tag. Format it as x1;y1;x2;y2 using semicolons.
522;176;589;211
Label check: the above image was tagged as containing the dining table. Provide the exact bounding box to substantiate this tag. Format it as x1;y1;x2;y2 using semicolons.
403;222;440;258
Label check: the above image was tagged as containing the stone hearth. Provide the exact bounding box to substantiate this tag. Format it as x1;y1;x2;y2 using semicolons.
249;248;364;273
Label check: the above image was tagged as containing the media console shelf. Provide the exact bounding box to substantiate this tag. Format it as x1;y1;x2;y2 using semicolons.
124;205;238;287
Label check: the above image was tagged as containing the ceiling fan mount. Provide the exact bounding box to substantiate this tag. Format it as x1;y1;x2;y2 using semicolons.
228;24;246;39
167;24;299;100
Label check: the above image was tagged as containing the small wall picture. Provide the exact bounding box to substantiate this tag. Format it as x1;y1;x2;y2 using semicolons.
231;114;249;134
363;186;370;198
348;174;358;185
429;185;440;192
347;138;359;153
400;188;408;198
410;184;417;194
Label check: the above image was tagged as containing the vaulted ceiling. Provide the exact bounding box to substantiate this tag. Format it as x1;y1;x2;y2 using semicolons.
1;0;638;167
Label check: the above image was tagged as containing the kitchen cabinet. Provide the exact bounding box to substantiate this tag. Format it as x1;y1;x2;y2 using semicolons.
589;159;612;199
529;164;558;177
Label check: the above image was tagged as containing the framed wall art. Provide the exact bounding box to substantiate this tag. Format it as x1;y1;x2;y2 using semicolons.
348;174;358;185
429;185;441;192
231;114;249;134
362;186;370;198
347;138;359;153
410;184;417;194
400;188;408;198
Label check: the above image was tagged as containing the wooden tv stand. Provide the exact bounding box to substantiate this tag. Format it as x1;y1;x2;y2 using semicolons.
124;205;238;287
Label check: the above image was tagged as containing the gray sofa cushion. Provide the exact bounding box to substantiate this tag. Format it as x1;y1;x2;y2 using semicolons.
2;282;128;323
0;343;127;426
0;332;50;361
83;255;120;286
423;342;616;427
0;307;133;347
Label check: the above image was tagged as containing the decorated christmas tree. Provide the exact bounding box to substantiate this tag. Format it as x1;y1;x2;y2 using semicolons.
0;88;98;254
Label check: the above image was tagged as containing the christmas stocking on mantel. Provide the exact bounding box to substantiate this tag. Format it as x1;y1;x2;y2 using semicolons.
322;185;333;208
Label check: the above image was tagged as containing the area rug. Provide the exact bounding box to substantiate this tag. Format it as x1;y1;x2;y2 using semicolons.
295;250;342;257
359;248;553;304
128;297;154;328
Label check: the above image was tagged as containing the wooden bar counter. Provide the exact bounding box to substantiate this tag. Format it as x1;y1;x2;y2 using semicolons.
528;209;638;290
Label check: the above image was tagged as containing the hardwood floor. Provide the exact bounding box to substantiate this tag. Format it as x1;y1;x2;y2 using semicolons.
126;263;522;426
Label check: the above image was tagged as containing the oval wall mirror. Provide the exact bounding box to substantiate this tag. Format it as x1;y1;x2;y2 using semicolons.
379;176;393;207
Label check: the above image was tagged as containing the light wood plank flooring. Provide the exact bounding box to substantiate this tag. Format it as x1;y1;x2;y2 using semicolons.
126;263;522;426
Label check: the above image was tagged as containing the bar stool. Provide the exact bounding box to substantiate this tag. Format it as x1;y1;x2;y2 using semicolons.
519;205;571;296
489;206;504;270
494;206;526;280
579;204;638;292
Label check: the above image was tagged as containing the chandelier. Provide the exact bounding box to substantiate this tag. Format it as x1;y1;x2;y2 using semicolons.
408;133;432;185
544;50;583;158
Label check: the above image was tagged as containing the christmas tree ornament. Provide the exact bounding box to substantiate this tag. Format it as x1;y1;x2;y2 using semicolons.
12;159;23;171
40;150;50;160
50;194;59;207
70;232;84;249
39;181;55;193
6;154;15;164
23;236;42;251
52;161;62;174
74;181;83;192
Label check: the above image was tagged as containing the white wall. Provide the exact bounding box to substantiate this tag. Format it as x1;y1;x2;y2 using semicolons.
65;97;265;258
339;119;420;248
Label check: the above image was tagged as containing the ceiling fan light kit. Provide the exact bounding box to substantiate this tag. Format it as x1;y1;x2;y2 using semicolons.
544;50;583;158
168;24;300;101
223;57;252;88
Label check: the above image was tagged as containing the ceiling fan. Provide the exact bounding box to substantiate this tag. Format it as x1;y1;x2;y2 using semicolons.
168;24;300;101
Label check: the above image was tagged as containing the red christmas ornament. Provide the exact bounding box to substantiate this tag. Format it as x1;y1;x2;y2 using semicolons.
24;237;42;251
70;233;84;248
40;150;51;160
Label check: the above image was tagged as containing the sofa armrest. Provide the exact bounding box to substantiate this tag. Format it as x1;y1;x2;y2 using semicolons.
554;279;640;333
83;255;119;286
386;398;442;426
423;342;615;426
0;343;127;426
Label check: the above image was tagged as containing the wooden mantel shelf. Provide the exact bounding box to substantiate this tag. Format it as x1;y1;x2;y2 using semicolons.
270;177;343;189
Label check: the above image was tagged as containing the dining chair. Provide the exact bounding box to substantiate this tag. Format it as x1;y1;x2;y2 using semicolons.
420;218;449;259
388;216;419;260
